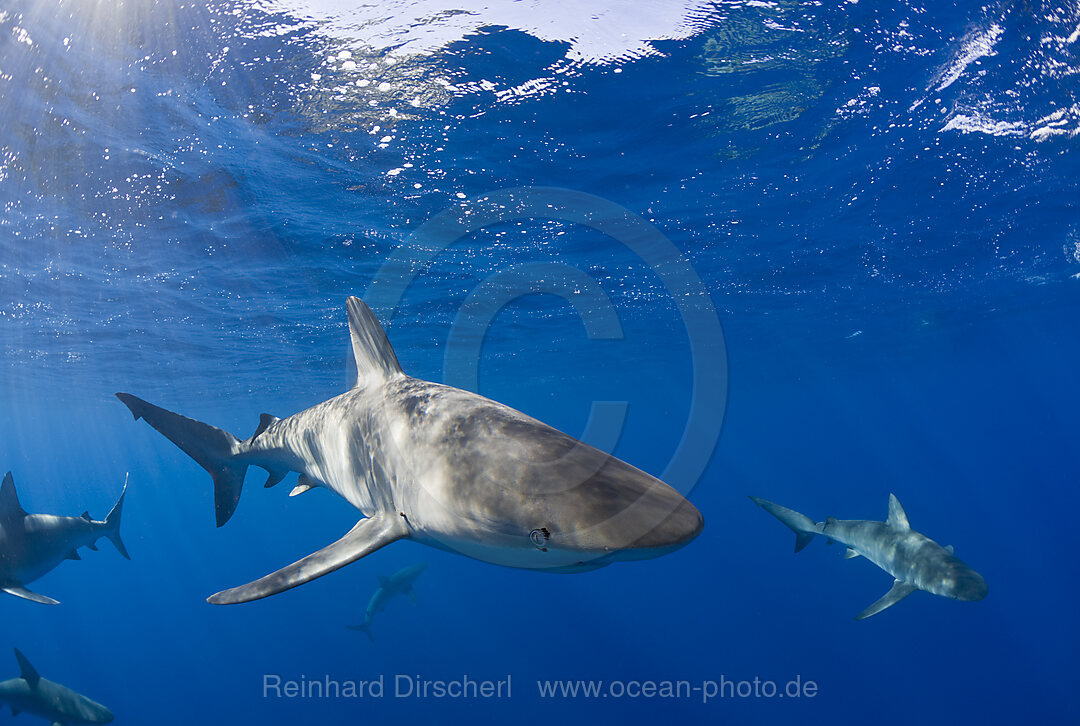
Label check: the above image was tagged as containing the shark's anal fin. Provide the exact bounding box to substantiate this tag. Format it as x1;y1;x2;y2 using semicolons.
855;580;917;620
13;649;40;688
207;512;410;605
2;586;59;606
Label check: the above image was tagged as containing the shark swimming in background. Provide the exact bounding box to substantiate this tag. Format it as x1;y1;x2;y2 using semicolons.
117;297;702;605
0;472;129;605
0;648;114;725
750;494;988;619
347;562;428;642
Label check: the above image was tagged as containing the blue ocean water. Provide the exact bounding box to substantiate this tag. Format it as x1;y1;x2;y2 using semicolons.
1;0;1078;723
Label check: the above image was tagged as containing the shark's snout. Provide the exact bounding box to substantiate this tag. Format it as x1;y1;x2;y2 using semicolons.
953;571;989;602
616;493;704;560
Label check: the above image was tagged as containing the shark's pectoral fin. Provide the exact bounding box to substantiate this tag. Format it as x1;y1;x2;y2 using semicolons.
207;513;409;605
2;586;59;606
844;547;860;559
855;580;917;620
406;587;417;605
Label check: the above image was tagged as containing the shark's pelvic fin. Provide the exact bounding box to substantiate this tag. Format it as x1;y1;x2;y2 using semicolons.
855;580;917;620
116;393;247;527
0;472;26;521
347;296;403;386
207;512;410;605
748;496;820;552
289;474;317;497
2;586;59;606
886;494;910;530
14;649;40;688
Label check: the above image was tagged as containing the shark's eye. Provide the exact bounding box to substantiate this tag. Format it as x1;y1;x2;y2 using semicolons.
530;527;551;550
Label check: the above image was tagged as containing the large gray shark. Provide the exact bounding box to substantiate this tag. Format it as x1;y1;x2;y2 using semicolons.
117;297;702;604
750;494;987;619
347;562;428;642
0;473;129;605
0;648;114;725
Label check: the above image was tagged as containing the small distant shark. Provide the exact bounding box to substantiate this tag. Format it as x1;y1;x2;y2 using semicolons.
0;648;114;725
117;297;702;605
750;494;988;619
0;472;129;605
347;562;428;642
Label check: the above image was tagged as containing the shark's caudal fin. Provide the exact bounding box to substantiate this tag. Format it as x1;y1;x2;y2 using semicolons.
347;297;403;387
207;512;410;604
346;619;375;643
115;393;247;527
103;476;130;560
749;496;822;552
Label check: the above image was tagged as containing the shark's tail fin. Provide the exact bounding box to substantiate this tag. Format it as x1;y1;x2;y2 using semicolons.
749;496;822;552
103;475;130;560
116;393;247;527
346;620;375;643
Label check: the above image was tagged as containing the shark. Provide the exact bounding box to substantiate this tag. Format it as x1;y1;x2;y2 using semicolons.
0;472;129;605
750;494;988;619
0;648;114;725
116;297;703;604
347;562;428;642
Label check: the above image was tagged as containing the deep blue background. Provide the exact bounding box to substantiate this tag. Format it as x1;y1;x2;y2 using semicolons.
1;0;1078;723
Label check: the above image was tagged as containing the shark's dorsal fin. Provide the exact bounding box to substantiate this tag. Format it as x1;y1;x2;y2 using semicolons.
0;472;27;520
253;414;279;440
81;511;92;522
347;297;402;386
65;550;82;561
886;494;910;530
14;649;40;688
377;575;391;588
